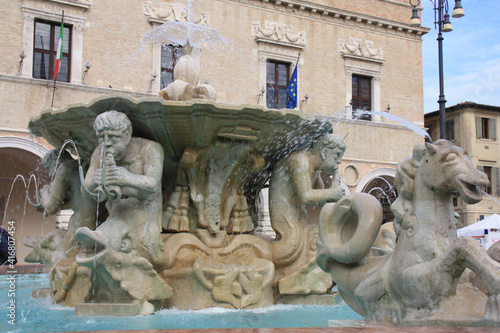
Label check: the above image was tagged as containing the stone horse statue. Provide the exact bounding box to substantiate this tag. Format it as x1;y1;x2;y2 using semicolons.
317;140;500;324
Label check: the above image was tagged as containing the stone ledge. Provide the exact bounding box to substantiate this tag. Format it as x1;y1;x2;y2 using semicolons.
226;0;430;40
32;288;51;299
0;264;45;275
75;302;142;316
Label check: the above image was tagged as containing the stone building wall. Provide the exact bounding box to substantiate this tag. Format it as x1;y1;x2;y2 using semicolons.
0;0;428;262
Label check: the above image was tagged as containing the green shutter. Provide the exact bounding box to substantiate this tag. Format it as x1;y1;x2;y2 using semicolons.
447;119;455;140
495;167;500;196
478;166;486;193
491;118;497;140
476;117;482;139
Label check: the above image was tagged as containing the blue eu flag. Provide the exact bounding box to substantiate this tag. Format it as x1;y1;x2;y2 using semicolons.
286;65;298;109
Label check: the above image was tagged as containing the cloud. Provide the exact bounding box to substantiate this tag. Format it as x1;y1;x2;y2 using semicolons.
424;45;500;113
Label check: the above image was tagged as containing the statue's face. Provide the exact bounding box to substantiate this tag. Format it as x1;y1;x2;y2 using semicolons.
97;129;130;160
326;146;344;165
321;146;344;173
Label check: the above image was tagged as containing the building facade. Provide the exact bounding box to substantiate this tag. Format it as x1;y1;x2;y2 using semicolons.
0;0;428;263
425;102;500;227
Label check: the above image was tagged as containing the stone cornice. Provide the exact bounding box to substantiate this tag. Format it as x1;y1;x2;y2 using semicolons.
223;0;429;39
22;6;86;24
44;0;92;10
0;74;154;99
254;36;304;49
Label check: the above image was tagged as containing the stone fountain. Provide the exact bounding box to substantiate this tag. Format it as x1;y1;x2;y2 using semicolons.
25;90;500;326
22;20;500;327
26;87;343;316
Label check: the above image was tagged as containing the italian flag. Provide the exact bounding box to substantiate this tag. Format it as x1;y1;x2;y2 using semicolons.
54;12;64;81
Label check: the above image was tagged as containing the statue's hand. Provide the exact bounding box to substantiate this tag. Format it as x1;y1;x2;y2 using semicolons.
328;171;345;201
329;185;345;202
92;168;103;188
104;165;130;187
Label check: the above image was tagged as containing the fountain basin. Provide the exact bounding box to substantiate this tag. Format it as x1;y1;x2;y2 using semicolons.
28;95;332;168
26;95;337;314
0;274;362;332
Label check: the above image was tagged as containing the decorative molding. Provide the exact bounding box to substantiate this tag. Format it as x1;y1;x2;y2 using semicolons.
0;136;50;158
342;163;360;187
344;57;384;73
355;167;396;193
252;21;306;48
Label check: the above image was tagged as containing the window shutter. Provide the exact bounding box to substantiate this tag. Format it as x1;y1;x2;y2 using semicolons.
478;166;486;192
491;118;497;140
447;119;455;140
496;167;500;196
476;117;482;139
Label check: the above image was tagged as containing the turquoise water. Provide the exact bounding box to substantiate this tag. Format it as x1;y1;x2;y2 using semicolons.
0;274;362;332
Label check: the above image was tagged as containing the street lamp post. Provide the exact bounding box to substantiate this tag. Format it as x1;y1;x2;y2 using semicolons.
409;0;464;140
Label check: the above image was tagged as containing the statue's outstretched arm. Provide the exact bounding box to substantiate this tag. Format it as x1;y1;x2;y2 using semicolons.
41;164;70;215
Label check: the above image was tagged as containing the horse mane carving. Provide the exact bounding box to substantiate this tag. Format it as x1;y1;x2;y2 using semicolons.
391;142;427;238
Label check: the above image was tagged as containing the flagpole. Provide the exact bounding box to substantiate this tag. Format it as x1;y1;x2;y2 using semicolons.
51;10;64;108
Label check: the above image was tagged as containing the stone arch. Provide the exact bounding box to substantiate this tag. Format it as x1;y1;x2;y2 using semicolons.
355;167;397;223
0;136;55;264
0;136;50;158
355;167;396;193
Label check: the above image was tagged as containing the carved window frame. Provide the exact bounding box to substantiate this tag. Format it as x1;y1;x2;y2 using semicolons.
253;22;305;108
343;55;383;122
257;47;302;109
340;37;384;122
22;7;85;84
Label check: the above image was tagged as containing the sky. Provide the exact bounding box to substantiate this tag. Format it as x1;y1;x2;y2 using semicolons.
420;0;500;114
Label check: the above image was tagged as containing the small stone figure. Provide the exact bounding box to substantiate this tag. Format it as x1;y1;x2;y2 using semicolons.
269;133;346;266
74;110;169;315
83;110;164;266
41;149;97;252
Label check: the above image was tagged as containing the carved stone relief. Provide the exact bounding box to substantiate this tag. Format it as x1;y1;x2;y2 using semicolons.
339;37;383;60
252;21;306;47
143;1;208;25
